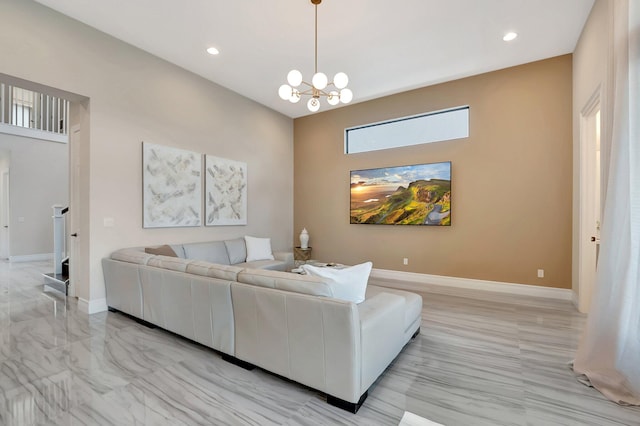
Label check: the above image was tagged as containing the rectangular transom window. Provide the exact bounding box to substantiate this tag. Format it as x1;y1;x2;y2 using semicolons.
345;106;469;154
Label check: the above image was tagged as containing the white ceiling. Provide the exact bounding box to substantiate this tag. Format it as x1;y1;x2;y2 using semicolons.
34;0;594;118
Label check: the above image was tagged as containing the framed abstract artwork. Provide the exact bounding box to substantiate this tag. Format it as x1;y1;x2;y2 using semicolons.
350;161;451;226
205;155;247;226
142;142;202;228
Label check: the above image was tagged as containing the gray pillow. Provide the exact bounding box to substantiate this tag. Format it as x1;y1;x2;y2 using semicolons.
224;238;247;264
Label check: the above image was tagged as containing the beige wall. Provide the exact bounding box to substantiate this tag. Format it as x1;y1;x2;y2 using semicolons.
572;0;612;298
0;0;293;310
0;135;68;257
294;55;573;289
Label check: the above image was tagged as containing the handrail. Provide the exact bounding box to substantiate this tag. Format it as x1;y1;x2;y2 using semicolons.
0;82;69;142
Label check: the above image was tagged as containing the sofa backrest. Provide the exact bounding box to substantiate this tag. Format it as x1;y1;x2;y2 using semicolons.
183;241;231;265
186;260;244;281
147;255;192;272
111;248;155;265
237;268;333;298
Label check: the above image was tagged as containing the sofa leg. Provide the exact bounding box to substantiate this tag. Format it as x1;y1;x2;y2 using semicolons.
327;391;368;414
411;327;420;339
222;354;256;370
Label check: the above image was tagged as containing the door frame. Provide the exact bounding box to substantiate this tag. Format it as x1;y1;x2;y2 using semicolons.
0;168;9;259
577;88;603;313
68;124;81;298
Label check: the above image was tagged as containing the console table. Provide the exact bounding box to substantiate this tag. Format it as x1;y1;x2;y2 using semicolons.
294;247;312;266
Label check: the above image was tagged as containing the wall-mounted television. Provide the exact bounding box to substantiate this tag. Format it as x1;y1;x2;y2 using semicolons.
350;161;451;226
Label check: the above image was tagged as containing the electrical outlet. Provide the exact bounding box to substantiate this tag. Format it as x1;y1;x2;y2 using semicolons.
403;258;409;265
537;269;544;278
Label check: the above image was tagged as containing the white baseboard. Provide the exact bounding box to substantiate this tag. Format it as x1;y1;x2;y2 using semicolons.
78;297;108;314
370;268;573;301
9;253;54;262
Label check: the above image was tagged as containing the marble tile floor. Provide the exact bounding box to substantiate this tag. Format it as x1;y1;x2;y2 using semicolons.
0;260;638;425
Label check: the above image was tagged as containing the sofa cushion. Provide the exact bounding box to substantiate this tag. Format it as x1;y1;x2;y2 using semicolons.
224;238;247;264
111;249;155;265
235;260;287;271
183;241;231;265
237;268;333;297
145;245;178;257
301;262;373;304
366;285;423;332
244;236;275;262
186;260;243;281
147;255;192;272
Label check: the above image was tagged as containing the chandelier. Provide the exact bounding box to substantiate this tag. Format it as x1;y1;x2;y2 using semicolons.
278;0;353;112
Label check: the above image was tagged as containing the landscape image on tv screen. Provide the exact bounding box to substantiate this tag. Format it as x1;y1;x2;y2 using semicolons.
350;161;451;226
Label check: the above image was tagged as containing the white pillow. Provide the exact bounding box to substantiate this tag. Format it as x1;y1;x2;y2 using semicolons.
244;236;275;262
301;261;372;303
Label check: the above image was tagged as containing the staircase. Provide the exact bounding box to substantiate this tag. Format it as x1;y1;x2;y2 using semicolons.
43;257;69;294
43;206;69;295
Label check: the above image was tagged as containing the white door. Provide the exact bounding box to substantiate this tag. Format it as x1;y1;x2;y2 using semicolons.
0;169;9;259
578;96;602;313
68;125;81;297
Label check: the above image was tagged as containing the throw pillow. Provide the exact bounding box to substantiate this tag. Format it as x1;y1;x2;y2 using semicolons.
144;245;177;257
244;236;275;262
301;261;372;303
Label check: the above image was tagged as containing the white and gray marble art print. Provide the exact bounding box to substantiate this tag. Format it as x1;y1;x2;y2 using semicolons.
0;260;638;425
205;155;247;226
142;142;202;228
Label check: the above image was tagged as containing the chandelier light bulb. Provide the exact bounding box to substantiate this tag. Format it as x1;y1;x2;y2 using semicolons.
312;72;328;90
287;70;303;87
339;88;353;104
333;72;349;89
278;84;292;101
307;97;320;112
289;89;301;103
327;91;340;106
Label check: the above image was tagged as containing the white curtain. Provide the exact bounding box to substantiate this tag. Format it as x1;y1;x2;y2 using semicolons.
573;0;640;406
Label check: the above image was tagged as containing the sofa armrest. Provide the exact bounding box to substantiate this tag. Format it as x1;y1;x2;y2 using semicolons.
358;292;405;393
273;251;294;271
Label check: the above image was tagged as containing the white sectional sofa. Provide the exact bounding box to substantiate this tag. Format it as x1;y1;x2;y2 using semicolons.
102;239;422;413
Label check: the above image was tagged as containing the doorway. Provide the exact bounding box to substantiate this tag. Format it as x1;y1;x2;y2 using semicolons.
578;91;602;313
0;165;9;259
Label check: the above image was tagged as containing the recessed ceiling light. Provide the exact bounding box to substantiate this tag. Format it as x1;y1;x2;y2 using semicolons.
206;47;219;55
503;32;518;42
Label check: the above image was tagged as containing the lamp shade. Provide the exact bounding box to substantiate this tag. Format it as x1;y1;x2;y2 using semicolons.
289;89;301;103
333;72;349;89
278;84;292;100
339;88;353;104
307;97;320;112
287;70;303;87
327;91;340;105
312;72;328;90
